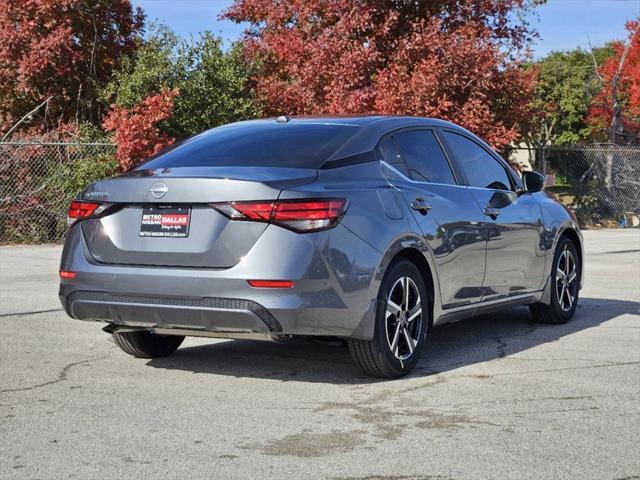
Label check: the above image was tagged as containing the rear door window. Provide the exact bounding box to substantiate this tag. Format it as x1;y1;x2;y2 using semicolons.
378;136;410;177
393;130;457;185
441;131;513;191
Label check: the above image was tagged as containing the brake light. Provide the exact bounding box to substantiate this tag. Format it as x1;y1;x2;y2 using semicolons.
214;201;274;221
68;200;100;218
67;200;101;226
212;198;347;232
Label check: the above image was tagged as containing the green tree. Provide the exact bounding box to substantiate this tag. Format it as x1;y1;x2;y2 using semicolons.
525;46;615;147
101;26;259;139
100;24;179;109
170;34;259;138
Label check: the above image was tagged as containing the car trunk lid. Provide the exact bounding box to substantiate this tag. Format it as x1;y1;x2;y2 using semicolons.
79;167;317;268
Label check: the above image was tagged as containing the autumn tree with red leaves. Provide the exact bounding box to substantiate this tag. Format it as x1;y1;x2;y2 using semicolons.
102;89;178;171
587;18;640;144
224;0;538;148
0;0;144;133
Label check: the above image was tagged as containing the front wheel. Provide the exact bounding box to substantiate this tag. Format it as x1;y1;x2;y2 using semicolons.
348;258;429;378
530;236;581;324
112;330;184;358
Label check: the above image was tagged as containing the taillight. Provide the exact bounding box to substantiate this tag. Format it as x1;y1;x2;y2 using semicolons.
212;198;347;232
272;199;346;231
213;201;274;221
67;201;106;226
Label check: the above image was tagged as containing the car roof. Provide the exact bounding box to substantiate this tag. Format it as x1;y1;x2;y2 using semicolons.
223;115;490;163
317;116;475;160
232;115;460;128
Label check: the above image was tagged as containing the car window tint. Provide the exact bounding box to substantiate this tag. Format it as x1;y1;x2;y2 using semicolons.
138;123;359;170
378;136;409;176
393;130;456;185
441;132;512;191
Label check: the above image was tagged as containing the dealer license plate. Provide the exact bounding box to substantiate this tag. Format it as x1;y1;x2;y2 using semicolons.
140;206;191;238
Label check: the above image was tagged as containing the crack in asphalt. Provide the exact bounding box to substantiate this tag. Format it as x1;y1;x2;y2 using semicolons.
410;394;603;411
0;356;107;394
417;360;640;382
330;475;453;480
0;308;63;318
468;360;640;377
488;321;539;359
493;336;508;358
494;406;600;416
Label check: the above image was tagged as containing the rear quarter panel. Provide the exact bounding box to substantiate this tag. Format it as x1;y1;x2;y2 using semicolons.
280;162;442;338
536;191;584;298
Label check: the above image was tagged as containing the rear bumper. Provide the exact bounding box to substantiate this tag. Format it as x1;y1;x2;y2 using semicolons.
59;222;382;339
64;291;282;334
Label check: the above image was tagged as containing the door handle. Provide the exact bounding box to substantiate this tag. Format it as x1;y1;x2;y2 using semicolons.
483;207;500;219
411;197;432;214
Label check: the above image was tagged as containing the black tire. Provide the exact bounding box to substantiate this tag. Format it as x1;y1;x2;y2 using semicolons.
348;258;430;378
112;330;184;358
530;236;581;324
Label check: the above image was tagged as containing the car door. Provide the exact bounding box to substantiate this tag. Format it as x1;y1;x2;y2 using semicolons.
438;130;546;301
380;129;487;309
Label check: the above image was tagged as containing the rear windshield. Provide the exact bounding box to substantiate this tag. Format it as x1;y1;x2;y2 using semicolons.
137;122;359;170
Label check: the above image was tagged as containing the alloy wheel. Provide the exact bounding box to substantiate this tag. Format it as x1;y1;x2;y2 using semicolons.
385;276;422;360
555;247;578;312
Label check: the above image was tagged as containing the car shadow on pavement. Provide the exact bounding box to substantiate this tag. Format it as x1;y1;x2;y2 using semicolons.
146;297;639;384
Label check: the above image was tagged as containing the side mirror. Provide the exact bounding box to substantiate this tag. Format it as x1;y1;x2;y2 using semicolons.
522;171;545;193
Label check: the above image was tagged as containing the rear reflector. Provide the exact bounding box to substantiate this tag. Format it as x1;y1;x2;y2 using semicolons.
248;280;294;288
212;198;347;232
59;270;77;279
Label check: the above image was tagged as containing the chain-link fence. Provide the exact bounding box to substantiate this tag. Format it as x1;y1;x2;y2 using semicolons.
505;145;640;227
1;141;639;244
0;142;117;243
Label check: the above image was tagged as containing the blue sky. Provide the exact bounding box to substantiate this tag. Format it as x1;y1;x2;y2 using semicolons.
133;0;640;58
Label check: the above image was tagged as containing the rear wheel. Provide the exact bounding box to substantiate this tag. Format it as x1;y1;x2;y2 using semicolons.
112;330;184;358
530;237;580;324
348;258;429;378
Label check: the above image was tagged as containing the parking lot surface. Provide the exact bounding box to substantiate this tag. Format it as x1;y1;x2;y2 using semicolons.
1;230;639;479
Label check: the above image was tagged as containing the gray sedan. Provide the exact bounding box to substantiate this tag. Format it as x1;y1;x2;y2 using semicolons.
59;116;583;378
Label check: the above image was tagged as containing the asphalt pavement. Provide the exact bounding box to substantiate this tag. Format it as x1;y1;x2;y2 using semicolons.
0;229;638;479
